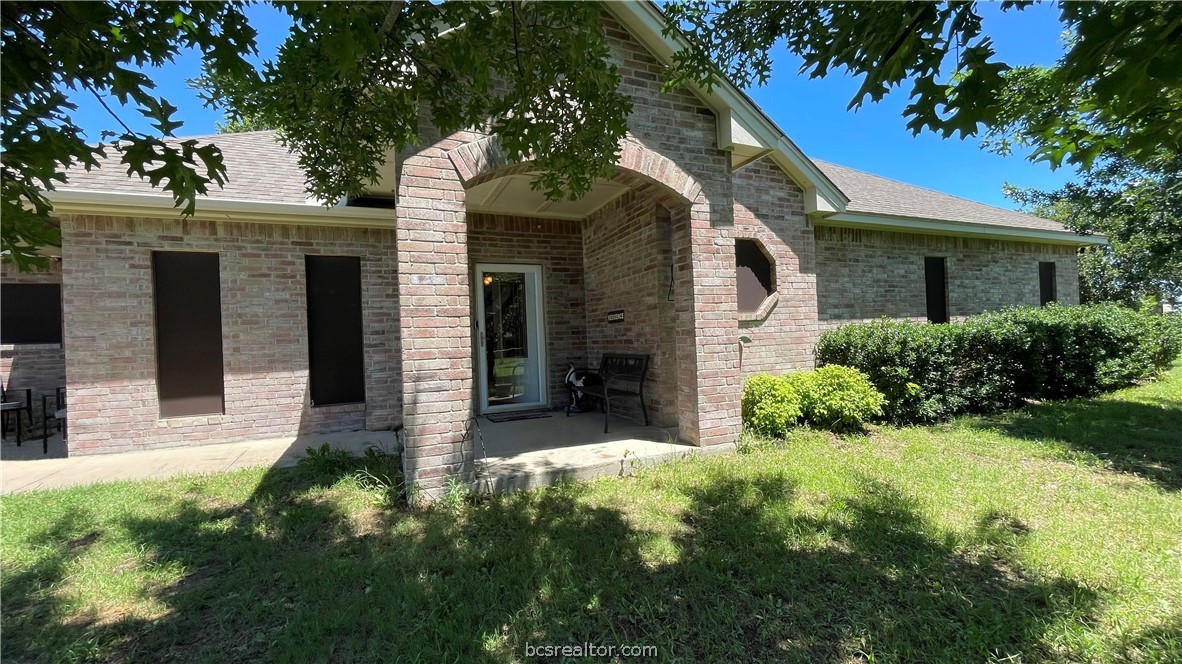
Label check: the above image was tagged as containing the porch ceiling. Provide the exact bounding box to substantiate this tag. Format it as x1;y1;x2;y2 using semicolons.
465;174;630;220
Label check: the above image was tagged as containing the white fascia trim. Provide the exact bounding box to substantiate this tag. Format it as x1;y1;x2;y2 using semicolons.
604;1;849;212
818;211;1107;246
47;189;396;228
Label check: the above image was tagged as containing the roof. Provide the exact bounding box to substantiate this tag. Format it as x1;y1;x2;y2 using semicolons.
58;131;1091;241
811;160;1071;234
65;131;1075;227
51;0;1090;244
63;130;312;205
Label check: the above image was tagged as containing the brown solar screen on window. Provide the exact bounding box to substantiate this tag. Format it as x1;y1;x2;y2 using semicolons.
305;256;366;406
1039;262;1057;306
924;257;949;324
152;252;225;417
736;239;774;313
1;284;62;344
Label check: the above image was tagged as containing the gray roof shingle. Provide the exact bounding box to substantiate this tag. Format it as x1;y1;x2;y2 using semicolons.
62;130;312;205
812;159;1070;233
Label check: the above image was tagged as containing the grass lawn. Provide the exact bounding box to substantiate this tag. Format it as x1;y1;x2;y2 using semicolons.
3;367;1181;663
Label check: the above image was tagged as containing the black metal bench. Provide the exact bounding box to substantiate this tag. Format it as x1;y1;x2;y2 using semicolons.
568;353;650;434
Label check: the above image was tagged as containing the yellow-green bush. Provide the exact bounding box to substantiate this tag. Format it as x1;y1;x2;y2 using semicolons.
741;374;803;436
742;366;884;435
794;365;885;432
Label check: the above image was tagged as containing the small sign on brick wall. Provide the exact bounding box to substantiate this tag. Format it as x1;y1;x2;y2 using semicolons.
607;309;625;324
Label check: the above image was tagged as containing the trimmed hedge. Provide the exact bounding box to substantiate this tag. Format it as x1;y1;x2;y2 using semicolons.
742;366;884;434
816;304;1182;424
809;320;962;423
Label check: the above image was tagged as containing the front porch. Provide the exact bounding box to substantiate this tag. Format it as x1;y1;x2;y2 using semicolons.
396;137;745;500
469;411;716;493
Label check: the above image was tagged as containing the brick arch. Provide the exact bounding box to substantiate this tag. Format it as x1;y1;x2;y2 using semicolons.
447;136;704;205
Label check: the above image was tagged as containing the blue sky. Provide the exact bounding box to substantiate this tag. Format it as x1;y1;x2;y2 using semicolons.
746;2;1076;209
61;2;1076;210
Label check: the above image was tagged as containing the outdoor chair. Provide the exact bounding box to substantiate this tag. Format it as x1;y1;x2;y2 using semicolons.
1;378;32;445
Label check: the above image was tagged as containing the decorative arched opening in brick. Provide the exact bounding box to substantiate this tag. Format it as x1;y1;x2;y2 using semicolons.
449;137;704;207
736;237;779;322
450;137;706;439
446;135;737;449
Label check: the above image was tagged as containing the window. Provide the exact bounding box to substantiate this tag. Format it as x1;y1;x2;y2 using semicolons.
736;239;775;314
924;257;948;324
1039;261;1057;306
305;256;366;406
1;284;62;344
152;252;225;418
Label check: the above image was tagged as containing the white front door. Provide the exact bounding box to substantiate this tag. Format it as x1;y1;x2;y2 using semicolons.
474;264;547;413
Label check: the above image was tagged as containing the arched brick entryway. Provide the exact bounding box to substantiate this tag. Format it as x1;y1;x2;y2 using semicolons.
396;134;740;499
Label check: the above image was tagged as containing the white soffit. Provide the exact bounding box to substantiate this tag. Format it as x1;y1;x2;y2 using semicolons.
466;175;630;220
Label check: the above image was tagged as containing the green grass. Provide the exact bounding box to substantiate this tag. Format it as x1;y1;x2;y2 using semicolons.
3;367;1181;663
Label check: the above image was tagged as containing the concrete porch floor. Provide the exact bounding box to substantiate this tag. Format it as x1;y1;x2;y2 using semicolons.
469;411;726;493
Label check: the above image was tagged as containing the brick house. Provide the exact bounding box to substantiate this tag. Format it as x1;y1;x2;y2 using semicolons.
2;2;1098;495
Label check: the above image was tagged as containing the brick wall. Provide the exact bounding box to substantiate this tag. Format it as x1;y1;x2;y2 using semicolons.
1;261;67;427
582;185;679;426
467;214;586;408
60;215;401;454
732;157;819;376
602;12;740;448
815;226;1081;327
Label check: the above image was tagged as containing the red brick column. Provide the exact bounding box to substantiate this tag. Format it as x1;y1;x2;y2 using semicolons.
396;131;477;499
670;195;742;447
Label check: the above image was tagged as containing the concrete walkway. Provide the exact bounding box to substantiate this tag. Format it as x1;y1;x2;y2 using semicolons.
1;415;734;496
0;430;400;495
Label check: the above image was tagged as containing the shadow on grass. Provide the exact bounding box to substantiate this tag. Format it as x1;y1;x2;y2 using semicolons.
968;395;1182;491
1;457;1124;662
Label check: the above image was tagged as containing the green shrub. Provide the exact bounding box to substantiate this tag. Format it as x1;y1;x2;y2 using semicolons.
815;320;961;424
993;304;1177;398
793;365;885;432
741;374;803;436
816;305;1182;424
954;312;1032;412
1146;314;1182;374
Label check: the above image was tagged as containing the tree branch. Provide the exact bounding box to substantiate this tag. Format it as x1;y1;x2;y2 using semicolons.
83;85;140;138
378;0;404;40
